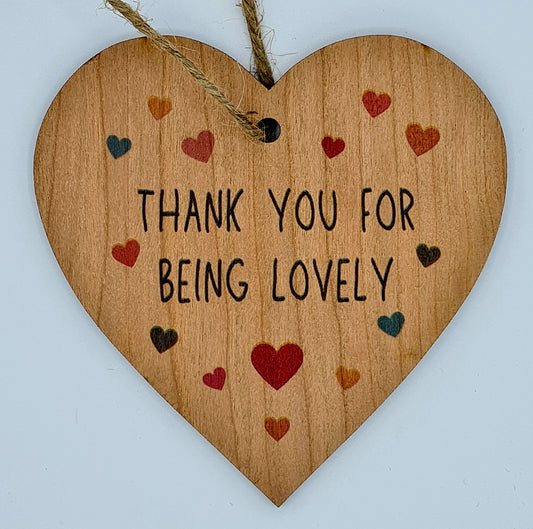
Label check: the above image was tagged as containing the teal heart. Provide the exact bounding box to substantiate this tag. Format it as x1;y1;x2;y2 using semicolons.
377;312;405;337
106;135;132;159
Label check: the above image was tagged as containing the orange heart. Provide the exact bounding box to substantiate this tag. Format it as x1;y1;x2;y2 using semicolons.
148;96;173;120
265;417;290;441
406;123;440;156
336;366;361;390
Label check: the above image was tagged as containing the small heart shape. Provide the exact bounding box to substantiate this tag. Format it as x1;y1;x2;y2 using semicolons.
150;326;178;353
111;239;140;268
321;136;345;159
378;312;405;338
406;124;440;156
251;343;303;390
203;367;226;390
106;135;132;159
265;417;290;441
416;244;441;267
148;96;173;120
181;130;215;163
362;90;391;117
336;366;361;390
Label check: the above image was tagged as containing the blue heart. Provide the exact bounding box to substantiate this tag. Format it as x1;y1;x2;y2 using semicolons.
377;312;405;337
106;135;132;159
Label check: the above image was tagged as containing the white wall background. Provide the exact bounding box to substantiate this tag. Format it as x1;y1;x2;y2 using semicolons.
1;1;532;527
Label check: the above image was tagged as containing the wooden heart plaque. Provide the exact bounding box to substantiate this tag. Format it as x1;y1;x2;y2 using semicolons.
34;35;506;505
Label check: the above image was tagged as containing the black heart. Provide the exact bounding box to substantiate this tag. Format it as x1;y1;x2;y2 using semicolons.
150;326;178;353
416;244;441;267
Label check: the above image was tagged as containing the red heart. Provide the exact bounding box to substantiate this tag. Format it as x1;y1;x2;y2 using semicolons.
251;343;303;390
265;417;290;441
181;130;215;163
111;239;140;267
203;367;226;390
362;90;391;117
321;136;345;159
406;123;440;156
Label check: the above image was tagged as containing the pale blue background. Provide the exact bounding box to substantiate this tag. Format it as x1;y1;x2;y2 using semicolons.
1;1;532;527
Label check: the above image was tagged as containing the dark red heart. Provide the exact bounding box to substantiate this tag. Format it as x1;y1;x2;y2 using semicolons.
321;136;345;159
181;130;215;163
203;367;226;390
251;343;303;390
111;239;140;267
362;90;391;118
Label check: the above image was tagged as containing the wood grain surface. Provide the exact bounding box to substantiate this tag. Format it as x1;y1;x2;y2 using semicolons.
34;35;506;505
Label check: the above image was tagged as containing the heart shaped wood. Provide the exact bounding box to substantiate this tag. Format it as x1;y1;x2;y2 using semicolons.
34;35;506;505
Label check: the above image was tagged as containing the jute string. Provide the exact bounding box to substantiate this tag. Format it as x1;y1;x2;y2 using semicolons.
105;0;272;142
240;0;275;89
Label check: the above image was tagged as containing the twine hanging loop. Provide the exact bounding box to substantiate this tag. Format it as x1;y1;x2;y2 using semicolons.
105;0;268;142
